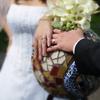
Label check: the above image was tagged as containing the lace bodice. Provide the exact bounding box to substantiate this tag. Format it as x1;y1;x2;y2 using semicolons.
6;4;47;60
7;4;47;47
7;4;47;33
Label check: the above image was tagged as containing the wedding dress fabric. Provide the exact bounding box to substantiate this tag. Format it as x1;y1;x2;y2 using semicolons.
0;4;49;100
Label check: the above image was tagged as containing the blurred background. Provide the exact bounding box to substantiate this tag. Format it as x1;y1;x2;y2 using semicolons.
0;1;100;100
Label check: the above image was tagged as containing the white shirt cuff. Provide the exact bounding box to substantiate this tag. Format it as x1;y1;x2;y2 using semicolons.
73;38;84;54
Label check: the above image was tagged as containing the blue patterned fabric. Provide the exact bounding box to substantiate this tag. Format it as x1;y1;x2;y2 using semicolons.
64;62;85;99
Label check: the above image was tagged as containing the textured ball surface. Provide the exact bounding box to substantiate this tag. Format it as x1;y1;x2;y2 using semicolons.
32;50;73;96
32;30;100;98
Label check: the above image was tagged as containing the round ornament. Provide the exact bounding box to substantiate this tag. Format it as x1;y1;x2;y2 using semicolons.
32;30;100;98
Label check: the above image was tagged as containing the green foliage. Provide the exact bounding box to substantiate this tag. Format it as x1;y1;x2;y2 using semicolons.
52;14;100;35
0;29;8;52
52;21;78;31
91;14;100;35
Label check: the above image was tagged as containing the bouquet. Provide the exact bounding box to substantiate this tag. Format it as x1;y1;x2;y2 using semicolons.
46;0;99;31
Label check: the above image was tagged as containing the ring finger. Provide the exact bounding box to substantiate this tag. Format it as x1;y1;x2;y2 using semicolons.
42;37;47;56
38;39;42;61
51;39;57;45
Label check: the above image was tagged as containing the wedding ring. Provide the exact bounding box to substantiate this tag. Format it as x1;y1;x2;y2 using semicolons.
52;39;56;44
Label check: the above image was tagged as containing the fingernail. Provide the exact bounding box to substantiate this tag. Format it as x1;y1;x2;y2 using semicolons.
48;42;50;47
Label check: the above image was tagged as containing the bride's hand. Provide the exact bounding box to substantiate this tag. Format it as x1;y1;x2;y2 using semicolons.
33;18;52;60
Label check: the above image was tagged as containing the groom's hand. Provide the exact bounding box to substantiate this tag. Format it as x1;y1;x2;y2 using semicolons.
47;28;84;53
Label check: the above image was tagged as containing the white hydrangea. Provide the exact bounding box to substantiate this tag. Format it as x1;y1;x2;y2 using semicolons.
47;0;99;30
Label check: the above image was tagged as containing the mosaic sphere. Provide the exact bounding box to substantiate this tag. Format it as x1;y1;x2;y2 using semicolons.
32;30;100;98
32;50;72;97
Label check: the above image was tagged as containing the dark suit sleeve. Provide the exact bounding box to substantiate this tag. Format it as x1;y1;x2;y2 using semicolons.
74;39;100;76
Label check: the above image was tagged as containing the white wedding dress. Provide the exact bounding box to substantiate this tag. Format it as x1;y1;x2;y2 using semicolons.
0;4;49;100
0;4;68;100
